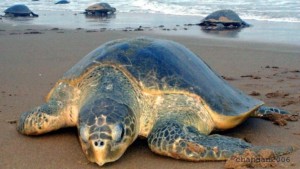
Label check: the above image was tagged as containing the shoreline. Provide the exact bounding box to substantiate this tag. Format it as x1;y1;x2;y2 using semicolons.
0;20;300;169
1;11;300;46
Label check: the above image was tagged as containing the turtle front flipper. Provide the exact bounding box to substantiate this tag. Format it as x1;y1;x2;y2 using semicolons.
147;118;294;161
252;106;299;126
17;100;68;135
17;82;77;135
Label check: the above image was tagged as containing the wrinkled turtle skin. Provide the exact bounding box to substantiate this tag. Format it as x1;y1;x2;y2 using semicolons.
84;3;116;16
17;37;296;166
4;4;38;17
199;10;249;30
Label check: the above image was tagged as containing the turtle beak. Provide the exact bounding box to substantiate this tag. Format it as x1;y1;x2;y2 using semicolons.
96;161;105;166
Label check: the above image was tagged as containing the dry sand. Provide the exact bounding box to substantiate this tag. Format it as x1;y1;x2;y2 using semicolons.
0;23;299;169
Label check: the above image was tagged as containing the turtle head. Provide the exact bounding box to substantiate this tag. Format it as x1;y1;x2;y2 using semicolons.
78;98;138;166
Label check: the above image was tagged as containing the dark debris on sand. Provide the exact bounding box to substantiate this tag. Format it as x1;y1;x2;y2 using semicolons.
222;76;236;81
24;31;43;34
249;91;260;96
265;65;279;69
240;75;261;79
86;29;98;33
265;91;289;98
6;120;17;124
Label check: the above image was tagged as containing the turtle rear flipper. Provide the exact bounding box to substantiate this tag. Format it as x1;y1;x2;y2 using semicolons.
147;118;294;161
31;12;39;17
252;106;299;126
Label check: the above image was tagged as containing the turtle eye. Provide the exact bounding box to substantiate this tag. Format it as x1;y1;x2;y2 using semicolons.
115;123;125;142
94;140;105;147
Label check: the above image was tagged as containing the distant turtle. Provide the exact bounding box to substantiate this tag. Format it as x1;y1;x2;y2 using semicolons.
55;0;70;5
17;37;297;166
4;4;38;17
199;10;249;30
84;3;116;16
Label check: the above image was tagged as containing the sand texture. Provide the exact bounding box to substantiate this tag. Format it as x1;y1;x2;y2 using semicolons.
0;24;299;169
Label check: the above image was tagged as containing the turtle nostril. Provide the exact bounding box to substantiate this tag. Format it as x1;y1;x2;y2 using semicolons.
94;140;105;147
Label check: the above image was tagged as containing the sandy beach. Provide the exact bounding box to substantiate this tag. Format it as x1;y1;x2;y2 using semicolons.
0;16;300;169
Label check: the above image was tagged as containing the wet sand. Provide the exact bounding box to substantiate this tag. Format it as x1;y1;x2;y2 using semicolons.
2;11;300;45
0;23;299;169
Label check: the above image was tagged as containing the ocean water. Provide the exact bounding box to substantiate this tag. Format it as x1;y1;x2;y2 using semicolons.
1;0;300;23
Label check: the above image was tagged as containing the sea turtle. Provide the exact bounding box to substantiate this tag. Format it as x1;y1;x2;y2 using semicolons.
55;0;70;5
199;10;249;30
17;37;297;166
4;4;38;17
84;3;116;16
